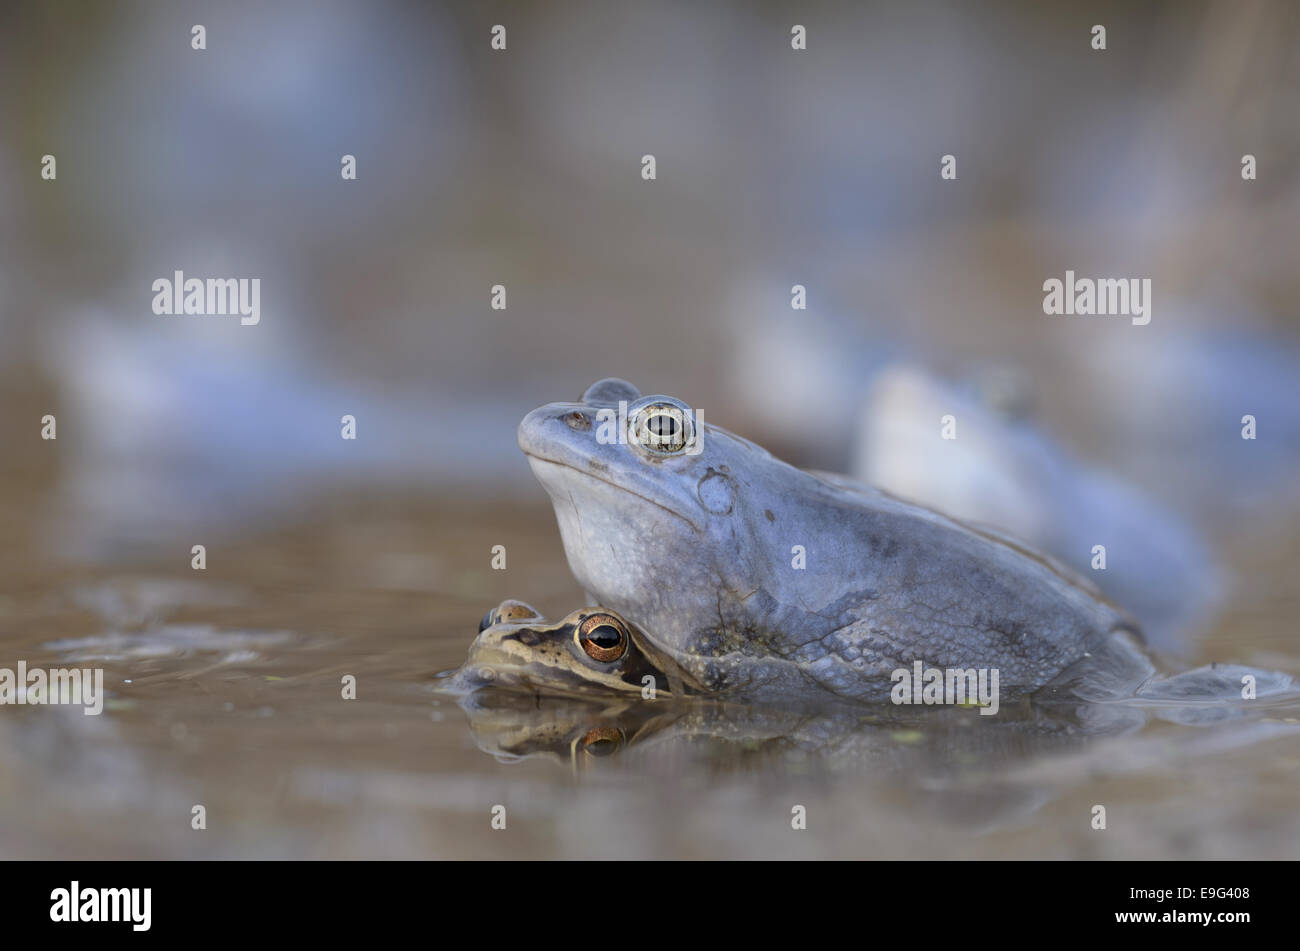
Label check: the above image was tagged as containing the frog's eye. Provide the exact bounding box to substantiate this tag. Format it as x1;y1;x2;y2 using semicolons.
627;397;696;455
576;613;629;663
478;600;542;632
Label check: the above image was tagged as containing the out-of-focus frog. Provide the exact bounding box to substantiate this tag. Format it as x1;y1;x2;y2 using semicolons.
854;365;1223;652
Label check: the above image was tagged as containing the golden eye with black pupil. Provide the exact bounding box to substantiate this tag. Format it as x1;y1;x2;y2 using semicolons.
643;408;682;449
628;400;694;454
576;614;629;662
580;726;625;756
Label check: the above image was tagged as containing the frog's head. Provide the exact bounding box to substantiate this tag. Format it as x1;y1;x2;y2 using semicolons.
444;599;694;699
518;379;721;529
517;379;780;630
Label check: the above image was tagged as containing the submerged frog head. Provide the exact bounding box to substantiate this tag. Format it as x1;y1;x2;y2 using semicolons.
444;599;695;698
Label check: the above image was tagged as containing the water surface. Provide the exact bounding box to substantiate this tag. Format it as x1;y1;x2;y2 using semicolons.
3;483;1297;860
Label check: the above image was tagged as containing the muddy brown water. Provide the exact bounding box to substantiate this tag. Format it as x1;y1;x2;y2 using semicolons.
1;484;1298;860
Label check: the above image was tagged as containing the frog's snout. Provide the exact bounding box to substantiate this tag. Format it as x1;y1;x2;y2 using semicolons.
517;405;558;458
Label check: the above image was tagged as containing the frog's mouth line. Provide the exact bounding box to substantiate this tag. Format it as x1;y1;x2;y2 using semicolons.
522;452;703;532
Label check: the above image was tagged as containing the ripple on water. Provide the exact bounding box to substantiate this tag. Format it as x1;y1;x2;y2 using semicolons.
44;625;295;663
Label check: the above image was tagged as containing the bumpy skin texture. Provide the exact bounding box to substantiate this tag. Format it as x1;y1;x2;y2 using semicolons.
518;380;1140;703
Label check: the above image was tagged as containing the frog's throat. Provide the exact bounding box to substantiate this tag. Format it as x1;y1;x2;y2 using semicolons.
523;452;703;533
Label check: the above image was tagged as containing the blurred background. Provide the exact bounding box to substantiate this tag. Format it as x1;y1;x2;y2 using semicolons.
2;0;1299;547
1;0;1299;859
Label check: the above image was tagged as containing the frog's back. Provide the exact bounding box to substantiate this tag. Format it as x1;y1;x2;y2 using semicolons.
698;464;1139;701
